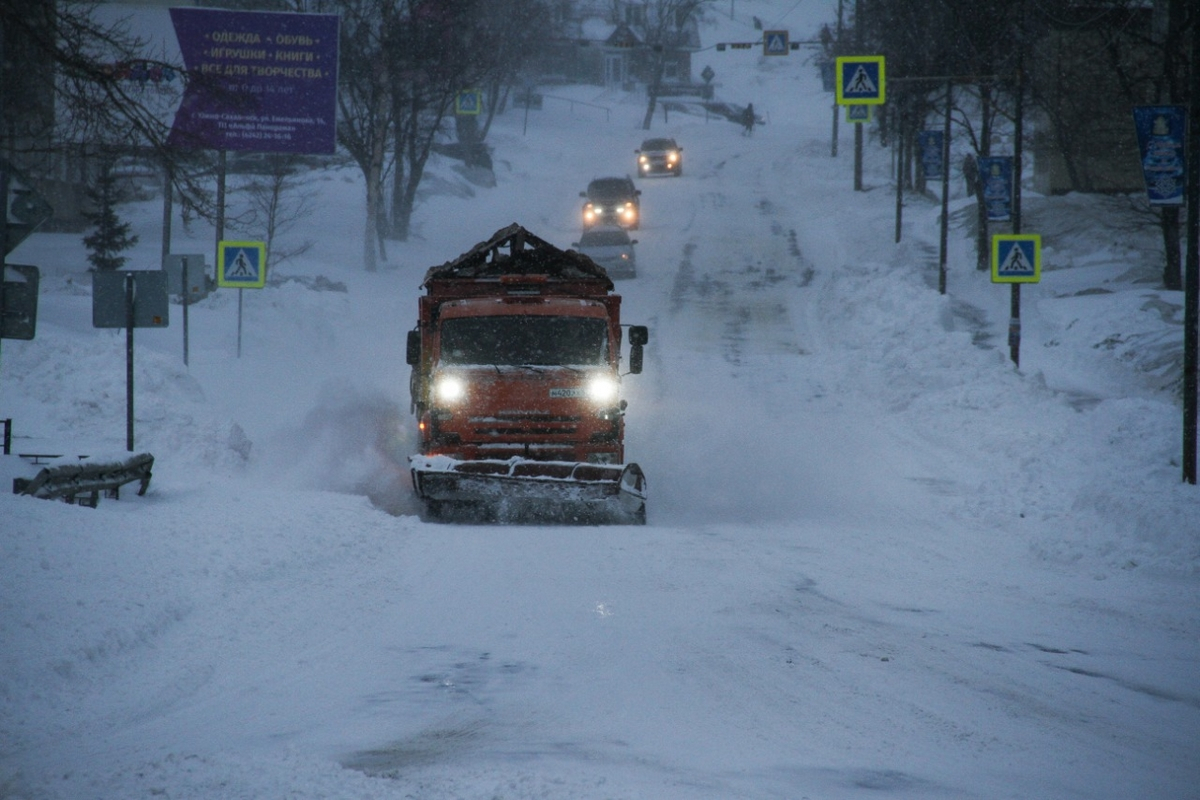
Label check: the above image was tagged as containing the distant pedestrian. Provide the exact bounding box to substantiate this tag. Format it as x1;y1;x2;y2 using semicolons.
962;155;978;196
742;103;755;136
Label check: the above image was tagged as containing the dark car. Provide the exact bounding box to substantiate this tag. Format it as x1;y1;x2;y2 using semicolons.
636;137;683;177
573;227;638;279
580;176;641;230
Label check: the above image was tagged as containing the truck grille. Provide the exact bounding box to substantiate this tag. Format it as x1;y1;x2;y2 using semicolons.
468;413;581;437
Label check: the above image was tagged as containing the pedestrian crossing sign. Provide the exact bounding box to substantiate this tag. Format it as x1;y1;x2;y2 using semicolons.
846;103;873;124
456;89;482;115
218;240;267;289
763;30;789;56
836;56;886;105
991;235;1041;283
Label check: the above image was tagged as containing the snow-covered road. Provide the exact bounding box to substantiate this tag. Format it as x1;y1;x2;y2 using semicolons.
3;2;1198;798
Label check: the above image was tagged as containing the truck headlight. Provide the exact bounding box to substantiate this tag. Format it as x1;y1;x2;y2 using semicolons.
433;374;467;404
587;374;619;403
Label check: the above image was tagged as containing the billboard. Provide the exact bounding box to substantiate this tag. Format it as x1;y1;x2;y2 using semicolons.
168;8;339;154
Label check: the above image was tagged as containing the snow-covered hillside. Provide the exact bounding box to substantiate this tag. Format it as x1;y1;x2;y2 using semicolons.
2;2;1198;798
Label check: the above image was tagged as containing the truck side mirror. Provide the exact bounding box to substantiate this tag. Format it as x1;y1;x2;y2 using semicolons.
406;329;421;365
627;326;647;374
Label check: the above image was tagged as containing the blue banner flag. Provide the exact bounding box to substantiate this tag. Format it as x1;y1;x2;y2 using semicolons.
1132;106;1186;206
918;131;944;180
977;156;1012;222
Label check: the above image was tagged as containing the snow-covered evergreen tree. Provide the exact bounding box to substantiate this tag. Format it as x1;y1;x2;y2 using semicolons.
82;161;138;271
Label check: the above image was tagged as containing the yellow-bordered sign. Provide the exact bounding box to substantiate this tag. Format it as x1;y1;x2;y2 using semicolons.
218;240;267;289
991;234;1041;284
836;56;886;105
456;89;482;115
846;103;873;124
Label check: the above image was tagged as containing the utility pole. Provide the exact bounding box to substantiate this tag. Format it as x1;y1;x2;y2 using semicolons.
1183;17;1199;484
831;0;844;158
853;0;863;191
1009;28;1026;367
938;80;952;294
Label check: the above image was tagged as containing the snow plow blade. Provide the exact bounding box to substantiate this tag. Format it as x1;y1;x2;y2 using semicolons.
410;456;647;524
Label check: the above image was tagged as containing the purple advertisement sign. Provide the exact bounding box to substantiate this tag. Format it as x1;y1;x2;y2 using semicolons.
169;8;339;154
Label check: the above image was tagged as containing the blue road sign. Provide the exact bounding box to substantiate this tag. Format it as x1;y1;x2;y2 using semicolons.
836;56;885;105
764;30;789;56
456;89;482;115
218;240;266;288
845;103;872;124
992;235;1041;284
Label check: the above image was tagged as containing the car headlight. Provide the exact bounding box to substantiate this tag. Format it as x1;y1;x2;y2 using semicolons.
639;155;648;163
667;152;678;162
587;374;620;404
433;373;467;404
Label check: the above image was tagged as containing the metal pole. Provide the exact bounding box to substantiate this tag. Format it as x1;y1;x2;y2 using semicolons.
237;288;243;359
215;150;226;247
125;273;135;452
938;81;952;294
161;161;172;274
894;98;904;243
1183;20;1200;484
1009;40;1026;367
182;256;190;367
853;0;863;191
854;114;864;190
833;0;843;158
832;101;840;158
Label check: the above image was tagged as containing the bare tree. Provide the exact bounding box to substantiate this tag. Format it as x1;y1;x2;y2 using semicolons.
382;0;548;242
640;0;710;131
1;0;214;220
234;155;316;273
334;0;392;270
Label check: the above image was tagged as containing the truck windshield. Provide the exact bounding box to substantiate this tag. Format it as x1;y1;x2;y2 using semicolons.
440;316;609;366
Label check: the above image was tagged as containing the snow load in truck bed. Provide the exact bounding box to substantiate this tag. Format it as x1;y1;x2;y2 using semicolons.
422;223;613;287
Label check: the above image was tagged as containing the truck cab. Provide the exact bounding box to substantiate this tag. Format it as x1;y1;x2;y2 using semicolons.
406;225;648;522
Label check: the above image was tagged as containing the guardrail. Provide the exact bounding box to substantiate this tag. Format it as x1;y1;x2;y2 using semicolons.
13;452;155;507
540;94;611;122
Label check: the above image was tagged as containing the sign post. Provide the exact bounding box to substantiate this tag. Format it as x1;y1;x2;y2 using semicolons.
93;270;169;451
218;240;267;358
165;253;207;366
835;55;885;191
991;234;1041;369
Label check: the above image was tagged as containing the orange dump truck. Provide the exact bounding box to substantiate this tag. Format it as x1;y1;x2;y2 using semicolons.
406;224;649;523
